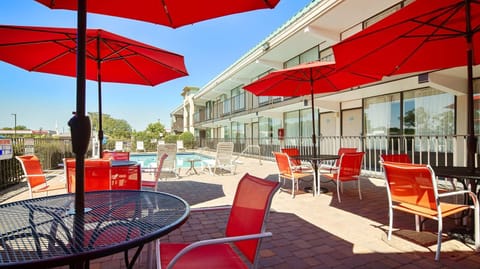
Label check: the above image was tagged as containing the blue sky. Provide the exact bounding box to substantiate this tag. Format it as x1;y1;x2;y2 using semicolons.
0;0;312;132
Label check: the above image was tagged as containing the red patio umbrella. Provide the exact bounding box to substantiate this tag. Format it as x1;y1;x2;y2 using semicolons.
332;0;480;168
243;61;380;190
0;24;188;157
35;0;280;29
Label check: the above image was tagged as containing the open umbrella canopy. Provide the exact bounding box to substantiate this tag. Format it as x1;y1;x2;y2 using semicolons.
243;61;380;96
0;24;188;156
332;0;480;168
332;0;480;76
35;0;280;28
0;25;188;85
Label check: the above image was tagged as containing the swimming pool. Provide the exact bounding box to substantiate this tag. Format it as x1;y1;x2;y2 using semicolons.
130;152;213;168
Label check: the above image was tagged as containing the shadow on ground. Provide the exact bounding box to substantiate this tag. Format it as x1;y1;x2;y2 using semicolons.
156;180;225;206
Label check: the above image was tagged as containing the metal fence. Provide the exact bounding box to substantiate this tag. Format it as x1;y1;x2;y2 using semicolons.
0;137;73;190
196;134;478;177
2;134;477;191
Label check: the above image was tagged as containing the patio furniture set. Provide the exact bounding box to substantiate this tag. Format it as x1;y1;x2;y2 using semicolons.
273;148;480;261
3;151;280;268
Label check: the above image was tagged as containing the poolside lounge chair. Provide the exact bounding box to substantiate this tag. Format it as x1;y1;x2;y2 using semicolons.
157;143;179;179
136;141;145;152
203;142;236;175
16;155;66;198
156;173;280;269
177;140;185;152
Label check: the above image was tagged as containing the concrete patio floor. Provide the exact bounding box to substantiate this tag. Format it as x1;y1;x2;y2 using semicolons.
2;153;480;268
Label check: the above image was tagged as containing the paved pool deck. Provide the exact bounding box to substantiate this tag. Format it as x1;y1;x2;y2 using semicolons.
2;151;480;268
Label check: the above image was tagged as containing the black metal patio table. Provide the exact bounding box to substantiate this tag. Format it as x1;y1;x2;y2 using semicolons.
431;165;480;245
431;166;480;196
0;190;189;269
290;154;339;196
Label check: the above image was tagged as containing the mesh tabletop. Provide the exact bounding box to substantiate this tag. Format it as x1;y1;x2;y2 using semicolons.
0;190;189;268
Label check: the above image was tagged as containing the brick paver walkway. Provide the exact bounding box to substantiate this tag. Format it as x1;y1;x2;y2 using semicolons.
2;152;480;268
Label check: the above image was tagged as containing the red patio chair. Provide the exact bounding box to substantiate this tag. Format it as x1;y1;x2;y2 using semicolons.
156;173;280;269
102;151;130;160
380;153;411;163
281;147;312;172
381;161;479;260
141;153;168;192
273;151;314;198
319;147;357;173
16;155;65;198
321;152;365;203
65;158;111;192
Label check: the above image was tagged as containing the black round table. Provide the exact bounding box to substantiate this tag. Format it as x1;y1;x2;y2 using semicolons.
290;155;339;195
0;190;189;269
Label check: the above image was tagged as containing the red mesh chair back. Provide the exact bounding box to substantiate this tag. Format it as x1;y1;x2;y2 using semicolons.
382;162;437;209
16;155;46;189
380;153;411;163
225;173;280;264
142;153;168;191
273;152;293;175
281;148;301;166
335;152;364;182
154;153;168;181
334;147;357;166
65;159;111;192
102;151;130;160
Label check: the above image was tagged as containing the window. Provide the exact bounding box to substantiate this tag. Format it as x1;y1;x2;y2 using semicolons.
284;111;299;137
403;88;454;136
299;47;318;64
364;93;401;136
300;109;313;137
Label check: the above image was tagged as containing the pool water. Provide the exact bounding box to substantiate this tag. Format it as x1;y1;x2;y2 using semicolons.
130;152;213;168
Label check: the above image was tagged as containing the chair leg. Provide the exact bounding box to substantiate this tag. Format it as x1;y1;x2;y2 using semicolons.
472;196;480;251
336;180;342;203
435;217;443;261
357;179;362;200
388;207;394;240
292;178;295;198
415;215;421;232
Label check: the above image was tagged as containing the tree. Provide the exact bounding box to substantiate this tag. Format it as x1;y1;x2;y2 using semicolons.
133;122;166;151
88;112;132;139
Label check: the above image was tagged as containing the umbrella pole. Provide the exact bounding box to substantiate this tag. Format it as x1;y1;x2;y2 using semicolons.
69;1;89;268
309;74;323;195
465;0;477;169
97;39;104;158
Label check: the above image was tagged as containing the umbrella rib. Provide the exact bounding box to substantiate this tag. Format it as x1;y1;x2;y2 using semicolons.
394;3;468;73
99;39;187;85
161;0;174;27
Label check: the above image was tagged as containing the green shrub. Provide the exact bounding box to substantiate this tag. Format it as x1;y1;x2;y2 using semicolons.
179;132;195;149
164;134;178;144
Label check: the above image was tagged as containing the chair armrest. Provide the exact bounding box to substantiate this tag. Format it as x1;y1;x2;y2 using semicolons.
438;190;479;208
438;189;476;199
165;232;272;269
190;205;231;212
